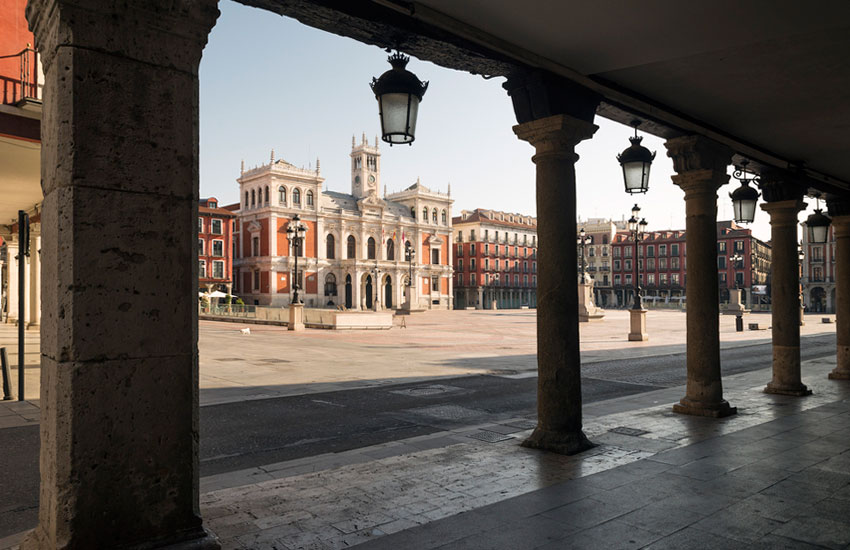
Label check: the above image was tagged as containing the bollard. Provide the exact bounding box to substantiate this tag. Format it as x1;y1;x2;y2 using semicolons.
735;314;744;332
1;347;12;400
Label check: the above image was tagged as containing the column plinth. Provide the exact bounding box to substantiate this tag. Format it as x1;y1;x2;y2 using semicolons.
514;114;598;455
665;136;736;418
830;214;850;379
761;198;811;396
23;0;221;548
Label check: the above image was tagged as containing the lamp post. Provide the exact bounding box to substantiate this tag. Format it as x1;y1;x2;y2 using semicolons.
577;228;591;284
286;214;308;304
404;241;416;310
798;244;806;326
627;205;649;340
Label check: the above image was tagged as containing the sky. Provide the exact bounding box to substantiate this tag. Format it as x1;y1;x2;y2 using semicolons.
198;1;820;243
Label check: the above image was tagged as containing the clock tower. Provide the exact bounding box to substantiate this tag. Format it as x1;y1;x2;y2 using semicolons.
351;132;381;199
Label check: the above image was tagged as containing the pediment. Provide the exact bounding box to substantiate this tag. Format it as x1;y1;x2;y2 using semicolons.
427;234;444;245
246;221;262;232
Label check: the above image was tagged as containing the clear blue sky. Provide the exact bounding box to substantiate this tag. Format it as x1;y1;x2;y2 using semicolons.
199;0;818;242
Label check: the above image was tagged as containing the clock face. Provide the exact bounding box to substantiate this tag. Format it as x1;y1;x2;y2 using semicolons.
354;175;360;185
368;175;376;184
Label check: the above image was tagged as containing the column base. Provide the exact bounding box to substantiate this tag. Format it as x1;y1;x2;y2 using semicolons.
672;397;737;418
22;526;220;550
828;370;850;380
27;322;39;330
764;382;812;396
521;427;595;456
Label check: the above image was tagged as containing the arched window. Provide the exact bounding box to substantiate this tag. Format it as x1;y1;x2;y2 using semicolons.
306;190;314;207
326;234;335;259
410;206;415;218
324;273;337;296
244;191;248;207
387;239;395;261
347;235;356;259
441;210;447;225
264;186;269;205
432;209;437;223
293;188;301;205
367;237;376;260
251;189;255;207
278;186;286;205
422;207;428;221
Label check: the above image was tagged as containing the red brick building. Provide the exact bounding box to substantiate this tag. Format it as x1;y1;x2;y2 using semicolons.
610;221;770;308
452;209;537;309
198;197;236;294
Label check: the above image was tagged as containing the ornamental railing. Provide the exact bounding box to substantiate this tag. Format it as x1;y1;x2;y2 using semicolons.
0;47;41;105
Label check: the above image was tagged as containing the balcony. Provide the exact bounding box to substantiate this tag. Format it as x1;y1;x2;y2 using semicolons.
1;47;42;109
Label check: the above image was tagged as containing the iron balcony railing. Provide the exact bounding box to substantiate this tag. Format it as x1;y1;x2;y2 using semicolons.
1;47;41;105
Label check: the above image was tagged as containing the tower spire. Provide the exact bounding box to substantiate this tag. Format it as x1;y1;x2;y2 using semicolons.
240;159;244;175
352;134;355;148
270;148;275;164
316;157;320;174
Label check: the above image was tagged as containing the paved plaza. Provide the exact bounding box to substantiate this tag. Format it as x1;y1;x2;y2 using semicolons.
1;309;848;549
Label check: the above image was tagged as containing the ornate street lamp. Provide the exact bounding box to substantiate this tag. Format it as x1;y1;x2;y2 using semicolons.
806;196;831;244
730;253;744;289
577;228;591;284
285;214;308;304
729;160;760;224
617;120;656;194
405;241;416;286
628;205;648;309
370;52;429;146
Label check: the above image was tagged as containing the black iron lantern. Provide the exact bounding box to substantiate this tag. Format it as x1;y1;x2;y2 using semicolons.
806;197;831;244
370;52;429;146
617;120;656;194
729;160;760;224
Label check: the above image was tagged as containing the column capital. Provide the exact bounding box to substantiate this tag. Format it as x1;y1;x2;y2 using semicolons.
827;195;850;218
665;135;733;193
26;0;220;73
831;214;850;239
758;167;806;203
513;114;598;162
761;199;806;229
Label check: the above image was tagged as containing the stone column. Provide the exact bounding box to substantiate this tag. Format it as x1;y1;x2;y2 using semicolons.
514;113;597;454
29;228;41;328
761;188;811;395
829;207;850;379
5;237;18;325
476;287;484;309
24;1;220;549
665;135;736;418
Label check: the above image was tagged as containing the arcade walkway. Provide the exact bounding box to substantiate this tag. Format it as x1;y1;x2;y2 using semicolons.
191;356;849;549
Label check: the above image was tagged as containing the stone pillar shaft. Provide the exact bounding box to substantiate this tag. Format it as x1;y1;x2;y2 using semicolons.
24;0;220;548
514;114;596;454
28;231;41;328
762;200;811;395
830;215;850;379
665;136;736;418
6;239;18;324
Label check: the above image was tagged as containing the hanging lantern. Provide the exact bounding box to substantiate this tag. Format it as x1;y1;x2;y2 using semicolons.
617;120;656;194
370;52;429;146
729;160;760;224
806;197;831;244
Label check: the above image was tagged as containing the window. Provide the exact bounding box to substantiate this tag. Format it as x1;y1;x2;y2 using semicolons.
325;273;337;296
252;236;260;257
647;245;655;257
718;241;727;253
306;190;314;207
212;240;224;257
672;257;680;269
613;247;621;257
347;236;356;259
496;259;500;271
470;258;476;270
457;243;463;256
211;219;222;235
659;257;667;270
659;244;667;256
735;240;744;252
484;244;489;255
614;274;621;285
432;209;437;223
514;274;519;285
470;273;475;285
457;259;463;271
432;249;440;265
625;259;632;271
387;239;395;261
441;210;447;224
198;239;204;255
432;277;440;292
660;273;668;284
671;273;680;285
614;260;621;271
410;206;415;218
813;267;824;281
589;248;595;257
735;272;744;287
279;186;286;205
671;244;680;256
718;256;726;269
367;237;376;259
812;246;823;260
470;230;476;241
719;272;727;282
212;261;224;279
198;217;203;233
625;247;633;258
470;243;476;255
244;191;248;207
484;258;489;270
326;234;335;259
648;273;655;285
625;274;632;285
495;245;500;256
293;188;301;205
423;207;428;221
264;186;269;205
647;258;655;270
199;260;206;278
251;189;255;207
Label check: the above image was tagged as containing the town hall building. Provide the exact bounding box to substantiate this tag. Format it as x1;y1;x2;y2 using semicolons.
232;134;454;310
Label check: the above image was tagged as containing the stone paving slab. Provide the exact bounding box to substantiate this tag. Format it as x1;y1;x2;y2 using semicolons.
193;357;850;550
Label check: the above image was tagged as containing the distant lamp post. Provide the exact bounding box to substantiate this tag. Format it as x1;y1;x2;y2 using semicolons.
617;120;656;194
577;228;591;284
286;214;308;304
730;253;744;289
806;196;831;244
405;241;416;286
730;160;760;224
627;205;649;341
370;51;429;146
